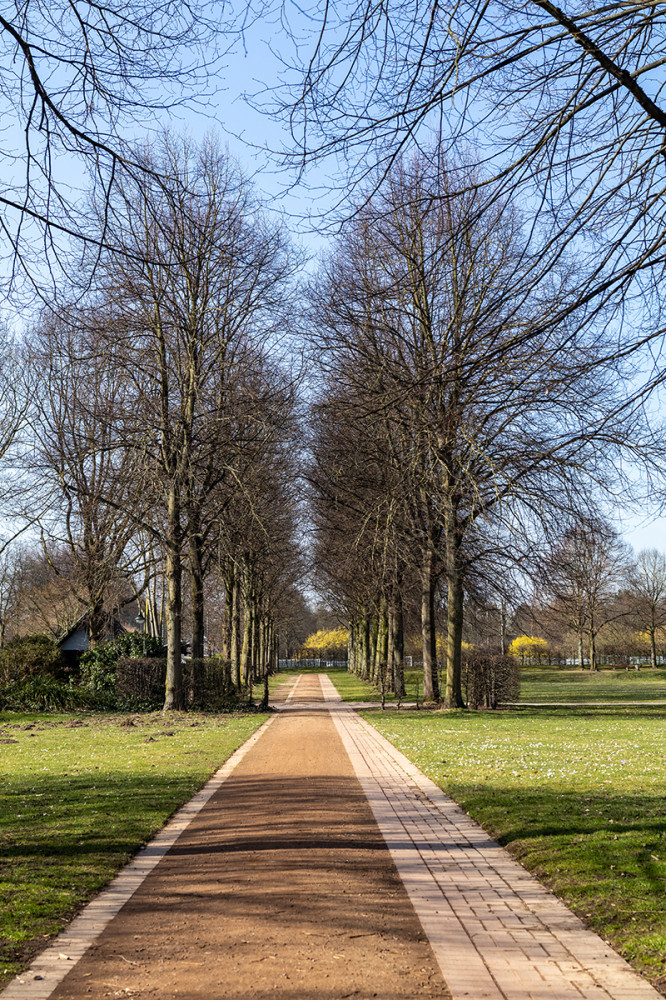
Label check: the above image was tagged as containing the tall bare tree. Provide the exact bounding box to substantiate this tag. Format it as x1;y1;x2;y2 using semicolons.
92;134;295;709
542;520;631;671
260;3;666;430
26;312;144;642
309;150;641;704
627;548;666;669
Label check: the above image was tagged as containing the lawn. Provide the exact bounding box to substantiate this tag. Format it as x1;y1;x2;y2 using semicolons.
0;710;266;986
363;705;666;993
313;662;666;704
519;667;666;702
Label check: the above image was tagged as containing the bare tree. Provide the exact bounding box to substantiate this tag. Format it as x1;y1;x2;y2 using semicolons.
261;3;666;424
627;548;666;669
542;520;631;671
26;311;145;643
0;0;217;288
308;150;642;704
92;134;295;709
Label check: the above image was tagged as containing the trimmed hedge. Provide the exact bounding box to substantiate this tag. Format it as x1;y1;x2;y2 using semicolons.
463;652;520;709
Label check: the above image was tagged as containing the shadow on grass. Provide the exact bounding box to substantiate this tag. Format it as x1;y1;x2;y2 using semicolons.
3;772;205;858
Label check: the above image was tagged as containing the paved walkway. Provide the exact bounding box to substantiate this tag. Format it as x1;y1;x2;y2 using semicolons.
3;674;662;1000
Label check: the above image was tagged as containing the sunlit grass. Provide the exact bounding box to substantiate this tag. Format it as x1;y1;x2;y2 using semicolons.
0;710;266;985
324;663;666;704
319;667;426;702
364;705;666;991
519;667;666;702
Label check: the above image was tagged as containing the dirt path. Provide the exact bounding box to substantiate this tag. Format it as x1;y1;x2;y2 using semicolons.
45;674;450;999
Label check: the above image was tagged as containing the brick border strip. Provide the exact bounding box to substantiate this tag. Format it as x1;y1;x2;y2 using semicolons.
2;715;276;1000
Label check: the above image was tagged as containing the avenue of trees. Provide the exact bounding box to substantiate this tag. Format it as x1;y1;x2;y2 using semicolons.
3;6;666;710
304;149;657;705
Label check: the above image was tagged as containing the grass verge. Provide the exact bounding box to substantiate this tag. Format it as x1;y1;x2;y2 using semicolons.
318;667;428;702
0;709;266;986
519;667;666;702
363;705;666;993
323;662;666;704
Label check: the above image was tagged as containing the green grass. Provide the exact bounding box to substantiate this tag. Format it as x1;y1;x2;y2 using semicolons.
321;662;666;704
363;705;666;991
250;670;297;702
315;666;426;702
0;709;266;985
519;667;666;702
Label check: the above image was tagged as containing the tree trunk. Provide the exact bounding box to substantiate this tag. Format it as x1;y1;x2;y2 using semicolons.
348;622;355;673
445;553;465;708
259;616;266;679
164;484;184;711
230;568;241;691
421;549;440;701
360;614;371;678
222;561;232;662
390;589;405;697
390;582;405;697
88;597;106;647
650;628;658;669
443;502;465;707
386;608;395;694
240;602;252;692
588;629;598;672
499;600;507;656
189;530;205;659
578;635;584;669
248;601;256;685
376;596;389;689
370;615;379;682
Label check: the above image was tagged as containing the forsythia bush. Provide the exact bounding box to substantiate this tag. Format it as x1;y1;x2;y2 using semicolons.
508;635;551;663
301;628;349;656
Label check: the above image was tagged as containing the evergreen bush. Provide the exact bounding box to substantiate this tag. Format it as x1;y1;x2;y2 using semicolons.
80;633;164;697
0;634;65;684
0;675;110;711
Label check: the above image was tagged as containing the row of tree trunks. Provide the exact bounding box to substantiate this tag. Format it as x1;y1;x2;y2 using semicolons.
345;553;467;706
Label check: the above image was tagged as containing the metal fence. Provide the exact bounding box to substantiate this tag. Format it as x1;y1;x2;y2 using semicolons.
278;658;348;671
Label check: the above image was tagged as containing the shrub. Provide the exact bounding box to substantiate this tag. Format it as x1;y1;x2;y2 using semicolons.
112;632;164;659
508;635;551;664
299;627;349;659
0;634;66;684
79;641;119;695
463;652;520;709
80;633;164;697
184;658;236;710
116;656;166;707
0;675;111;711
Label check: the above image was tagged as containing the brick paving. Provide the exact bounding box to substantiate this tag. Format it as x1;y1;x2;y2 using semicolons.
318;674;662;1000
